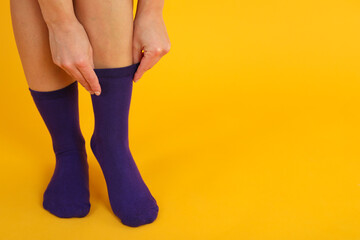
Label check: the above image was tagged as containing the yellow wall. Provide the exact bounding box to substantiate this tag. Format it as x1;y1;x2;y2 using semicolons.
1;0;360;239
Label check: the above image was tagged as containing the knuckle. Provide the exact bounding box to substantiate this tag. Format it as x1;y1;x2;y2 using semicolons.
74;59;87;67
164;44;171;53
53;59;60;66
60;61;72;69
52;57;61;66
152;46;170;56
147;47;161;56
154;47;164;55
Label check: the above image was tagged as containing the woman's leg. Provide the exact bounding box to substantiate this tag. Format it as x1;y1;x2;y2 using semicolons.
10;0;90;218
73;0;159;227
10;0;74;91
73;0;134;68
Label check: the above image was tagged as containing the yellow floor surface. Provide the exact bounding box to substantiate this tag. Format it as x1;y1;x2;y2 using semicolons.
1;0;360;239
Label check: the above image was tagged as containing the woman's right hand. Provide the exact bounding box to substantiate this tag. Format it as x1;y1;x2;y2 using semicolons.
47;20;101;95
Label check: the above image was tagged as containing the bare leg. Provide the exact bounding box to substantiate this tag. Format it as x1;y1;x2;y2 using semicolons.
73;0;134;68
10;0;74;91
10;0;134;91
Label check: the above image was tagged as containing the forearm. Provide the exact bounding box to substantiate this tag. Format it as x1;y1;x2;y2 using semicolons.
135;0;164;17
37;0;78;29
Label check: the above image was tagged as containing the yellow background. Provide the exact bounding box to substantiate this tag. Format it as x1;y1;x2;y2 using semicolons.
1;0;360;239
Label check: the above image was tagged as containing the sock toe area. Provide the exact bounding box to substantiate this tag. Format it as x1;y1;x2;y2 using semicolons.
43;200;90;218
120;205;159;227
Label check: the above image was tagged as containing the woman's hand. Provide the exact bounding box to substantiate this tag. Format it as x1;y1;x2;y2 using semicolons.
132;12;171;83
48;21;101;95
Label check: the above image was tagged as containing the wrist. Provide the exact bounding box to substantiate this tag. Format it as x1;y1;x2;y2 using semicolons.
46;17;80;33
134;9;163;23
135;0;164;19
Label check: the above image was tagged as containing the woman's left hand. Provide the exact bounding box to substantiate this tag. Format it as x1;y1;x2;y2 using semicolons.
132;12;171;82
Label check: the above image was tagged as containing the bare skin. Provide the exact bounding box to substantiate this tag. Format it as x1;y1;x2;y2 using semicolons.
10;0;76;92
10;0;170;94
73;0;134;69
133;1;170;82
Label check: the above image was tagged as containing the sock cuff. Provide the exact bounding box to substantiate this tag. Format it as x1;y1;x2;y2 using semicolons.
93;62;140;78
29;81;78;100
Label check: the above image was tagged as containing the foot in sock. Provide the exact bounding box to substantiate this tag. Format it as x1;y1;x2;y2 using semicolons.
91;62;159;227
30;82;90;218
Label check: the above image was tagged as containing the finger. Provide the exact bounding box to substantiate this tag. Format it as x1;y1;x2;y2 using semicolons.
61;67;92;93
133;50;162;82
76;63;101;95
68;67;93;94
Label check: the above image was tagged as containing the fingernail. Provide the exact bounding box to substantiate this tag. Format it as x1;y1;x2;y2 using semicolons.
95;91;101;96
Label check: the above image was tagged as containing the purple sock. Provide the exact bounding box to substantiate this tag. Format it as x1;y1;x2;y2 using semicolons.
91;62;159;227
29;82;90;218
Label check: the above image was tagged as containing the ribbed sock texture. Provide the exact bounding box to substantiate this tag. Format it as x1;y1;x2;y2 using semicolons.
29;81;90;218
91;62;159;227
